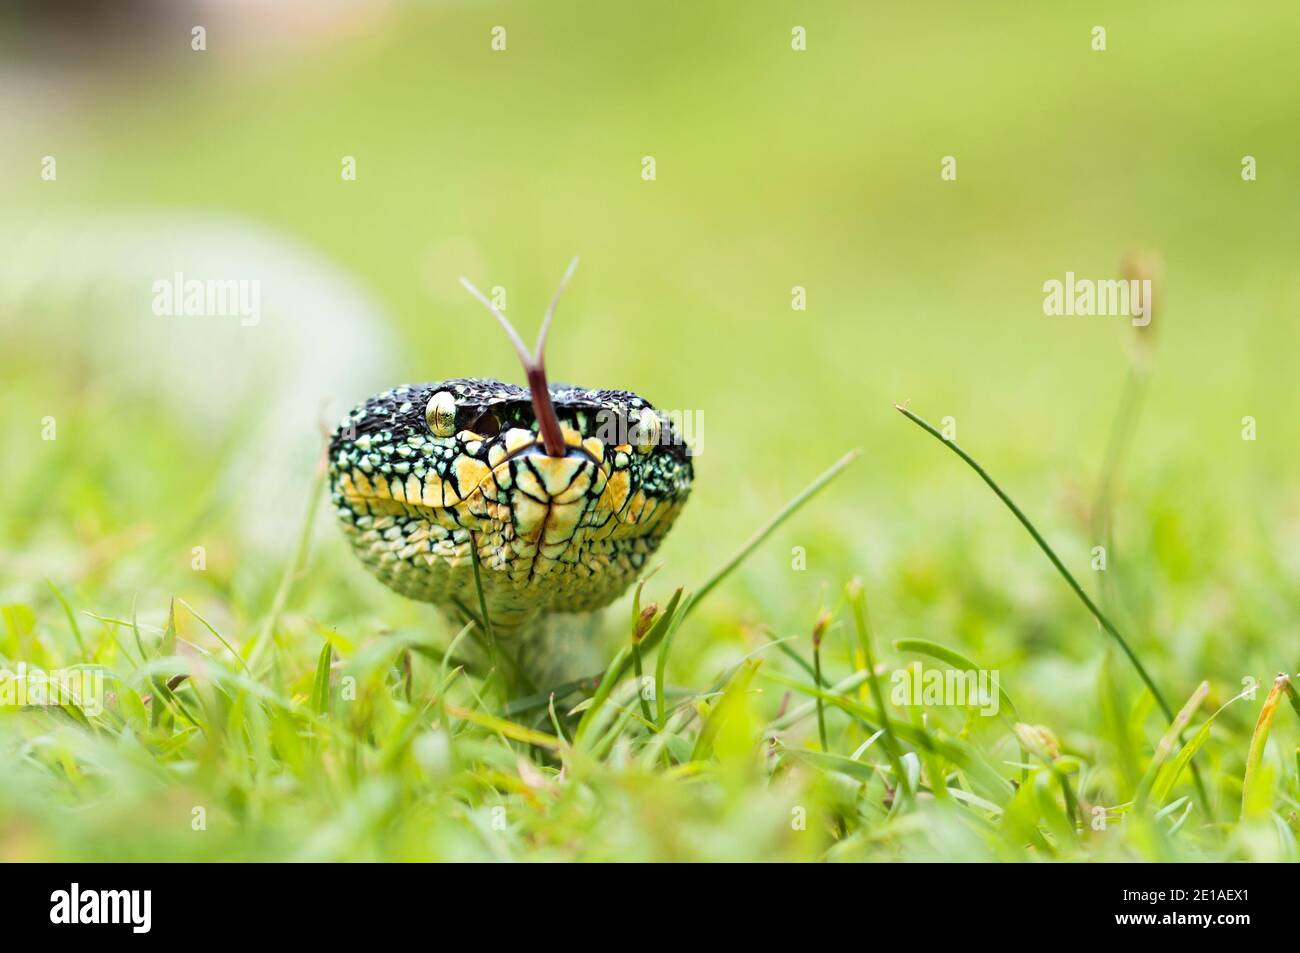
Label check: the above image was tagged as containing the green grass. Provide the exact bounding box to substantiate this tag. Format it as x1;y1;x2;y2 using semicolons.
2;0;1299;861
1;426;1297;861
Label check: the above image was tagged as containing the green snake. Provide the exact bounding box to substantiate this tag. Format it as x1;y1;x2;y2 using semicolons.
328;261;693;691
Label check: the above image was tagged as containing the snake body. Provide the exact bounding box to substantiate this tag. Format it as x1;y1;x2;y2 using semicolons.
329;376;693;688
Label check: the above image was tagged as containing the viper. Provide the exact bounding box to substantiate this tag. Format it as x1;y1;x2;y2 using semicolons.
328;260;693;691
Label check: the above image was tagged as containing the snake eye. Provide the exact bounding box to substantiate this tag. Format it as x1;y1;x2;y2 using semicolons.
425;391;457;437
634;410;661;454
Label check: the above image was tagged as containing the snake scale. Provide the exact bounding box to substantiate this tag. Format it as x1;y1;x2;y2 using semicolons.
328;262;693;692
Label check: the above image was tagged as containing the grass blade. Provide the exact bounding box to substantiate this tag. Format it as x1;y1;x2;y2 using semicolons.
690;657;762;762
895;405;1169;717
45;579;86;657
848;580;911;801
779;746;880;785
1242;673;1290;819
894;639;1024;780
652;588;687;727
444;704;563;751
573;645;632;748
894;403;1210;816
1134;679;1208;811
176;598;251;675
311;641;333;717
247;460;327;672
893;638;1020;721
1149;687;1249;807
686;449;859;616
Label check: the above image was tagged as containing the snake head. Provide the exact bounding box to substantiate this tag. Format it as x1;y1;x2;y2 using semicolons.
328;260;693;640
328;378;693;632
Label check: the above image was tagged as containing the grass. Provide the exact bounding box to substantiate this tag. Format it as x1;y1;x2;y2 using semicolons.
1;424;1297;862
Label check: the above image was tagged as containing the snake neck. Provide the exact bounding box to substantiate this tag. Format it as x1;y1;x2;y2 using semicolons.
463;610;607;698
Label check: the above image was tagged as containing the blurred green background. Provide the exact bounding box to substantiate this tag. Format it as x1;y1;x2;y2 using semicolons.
1;1;1297;860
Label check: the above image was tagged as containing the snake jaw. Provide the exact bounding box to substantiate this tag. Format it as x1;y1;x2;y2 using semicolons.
495;431;604;470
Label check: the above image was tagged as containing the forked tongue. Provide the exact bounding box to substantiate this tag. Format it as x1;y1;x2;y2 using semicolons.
458;258;579;458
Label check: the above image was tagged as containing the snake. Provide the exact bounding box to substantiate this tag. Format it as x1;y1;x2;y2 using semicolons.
327;261;693;692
